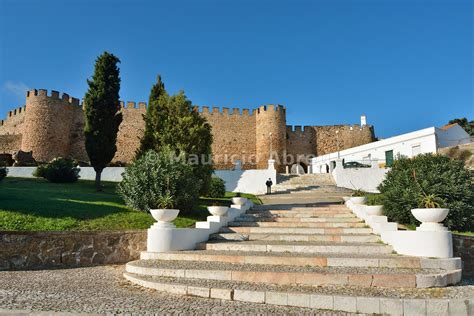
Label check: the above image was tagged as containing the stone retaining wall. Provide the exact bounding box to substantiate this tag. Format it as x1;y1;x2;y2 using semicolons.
453;234;474;277
0;230;146;270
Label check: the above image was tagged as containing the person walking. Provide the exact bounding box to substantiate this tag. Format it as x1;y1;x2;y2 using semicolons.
265;178;273;194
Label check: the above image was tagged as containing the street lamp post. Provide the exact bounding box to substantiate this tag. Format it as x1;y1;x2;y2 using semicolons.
336;130;340;159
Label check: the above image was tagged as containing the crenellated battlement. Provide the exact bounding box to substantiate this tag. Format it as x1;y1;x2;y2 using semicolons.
26;89;81;106
1;87;376;167
0;105;26;126
195;105;256;117
286;125;313;133
257;104;286;114
119;101;147;109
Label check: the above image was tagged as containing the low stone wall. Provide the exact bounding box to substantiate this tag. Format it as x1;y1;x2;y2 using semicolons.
453;234;474;277
0;230;146;270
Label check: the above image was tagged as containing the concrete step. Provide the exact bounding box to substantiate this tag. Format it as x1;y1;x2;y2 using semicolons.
196;240;393;255
123;271;469;314
220;226;374;235
228;221;367;228
235;215;361;223
125;260;462;289
209;232;380;243
247;209;352;216
139;251;462;270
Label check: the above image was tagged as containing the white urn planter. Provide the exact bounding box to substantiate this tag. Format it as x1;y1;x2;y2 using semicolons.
150;209;180;228
365;205;384;216
342;196;351;202
232;197;247;205
350;196;367;205
411;208;449;231
207;206;229;217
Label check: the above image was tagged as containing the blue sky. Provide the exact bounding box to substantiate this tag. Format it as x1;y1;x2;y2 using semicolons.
0;0;472;138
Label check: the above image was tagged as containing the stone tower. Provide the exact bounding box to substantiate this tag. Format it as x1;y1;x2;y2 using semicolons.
21;89;81;162
255;104;287;172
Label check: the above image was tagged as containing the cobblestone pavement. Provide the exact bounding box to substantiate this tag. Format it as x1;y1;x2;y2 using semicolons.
0;265;356;315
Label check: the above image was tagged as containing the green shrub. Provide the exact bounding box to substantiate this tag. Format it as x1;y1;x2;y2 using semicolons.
117;148;201;212
351;189;366;197
366;194;385;206
206;177;226;198
33;164;46;178
378;154;474;231
0;166;7;182
34;158;80;183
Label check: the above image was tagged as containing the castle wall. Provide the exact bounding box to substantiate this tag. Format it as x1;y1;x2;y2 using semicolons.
199;106;257;170
20;90;80;162
0;134;22;155
286;125;316;167
0;106;26;136
114;102;146;163
314;125;375;156
255;105;287;172
0;88;376;170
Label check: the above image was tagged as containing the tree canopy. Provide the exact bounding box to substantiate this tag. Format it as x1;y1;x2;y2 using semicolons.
83;52;123;190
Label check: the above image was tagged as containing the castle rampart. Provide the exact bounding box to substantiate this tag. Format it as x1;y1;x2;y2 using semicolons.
0;89;375;170
255;105;287;172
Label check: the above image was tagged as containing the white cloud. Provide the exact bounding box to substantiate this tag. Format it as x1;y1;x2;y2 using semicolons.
3;81;30;99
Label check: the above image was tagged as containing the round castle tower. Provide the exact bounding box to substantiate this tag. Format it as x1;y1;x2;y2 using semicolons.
21;89;79;162
255;104;287;172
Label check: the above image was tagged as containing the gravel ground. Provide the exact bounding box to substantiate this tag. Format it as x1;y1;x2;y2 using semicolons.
0;265;357;315
129;259;434;274
128;272;474;300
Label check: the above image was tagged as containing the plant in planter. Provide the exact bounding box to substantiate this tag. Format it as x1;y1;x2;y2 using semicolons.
350;189;367;205
411;192;449;231
232;192;247;206
365;194;385;216
150;192;180;228
207;201;229;217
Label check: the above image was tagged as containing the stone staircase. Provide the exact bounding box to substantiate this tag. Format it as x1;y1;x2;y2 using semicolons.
124;200;462;314
272;173;338;193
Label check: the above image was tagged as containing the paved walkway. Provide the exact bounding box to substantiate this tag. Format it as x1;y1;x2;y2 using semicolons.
0;265;351;315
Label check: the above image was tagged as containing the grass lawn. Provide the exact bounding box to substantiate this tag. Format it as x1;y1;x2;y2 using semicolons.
0;178;261;231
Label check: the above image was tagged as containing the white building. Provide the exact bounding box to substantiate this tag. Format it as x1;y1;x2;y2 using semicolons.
310;123;471;174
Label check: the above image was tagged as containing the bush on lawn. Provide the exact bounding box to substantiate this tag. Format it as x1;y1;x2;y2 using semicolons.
366;194;385;206
33;158;80;183
0;166;7;181
117;148;201;212
378;154;474;231
206;176;226;198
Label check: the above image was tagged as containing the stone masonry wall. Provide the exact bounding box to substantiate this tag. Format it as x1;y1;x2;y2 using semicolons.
314;125;375;156
0;134;22;155
0;106;26;135
453;234;474;277
286;126;316;167
200;106;257;170
0;230;147;270
0;89;376;169
255;105;287;172
114;102;146;163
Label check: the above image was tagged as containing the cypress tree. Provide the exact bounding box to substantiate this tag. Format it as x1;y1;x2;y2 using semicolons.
84;52;123;191
136;75;168;157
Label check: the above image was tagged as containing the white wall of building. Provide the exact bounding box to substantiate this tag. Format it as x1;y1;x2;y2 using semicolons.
6;167;125;182
311;127;438;172
310;125;471;173
332;161;389;193
215;167;276;195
